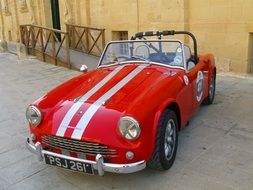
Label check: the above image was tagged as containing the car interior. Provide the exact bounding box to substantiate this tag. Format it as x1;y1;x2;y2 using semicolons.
147;45;196;70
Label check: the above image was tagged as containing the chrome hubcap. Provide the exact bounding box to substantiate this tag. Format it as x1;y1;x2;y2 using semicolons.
164;119;176;160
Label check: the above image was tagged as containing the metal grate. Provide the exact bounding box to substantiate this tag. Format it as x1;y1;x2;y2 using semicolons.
42;135;117;157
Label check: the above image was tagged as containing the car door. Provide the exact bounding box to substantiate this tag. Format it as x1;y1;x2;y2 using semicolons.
187;61;209;111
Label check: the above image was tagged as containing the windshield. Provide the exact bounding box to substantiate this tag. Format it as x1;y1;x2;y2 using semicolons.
99;40;185;68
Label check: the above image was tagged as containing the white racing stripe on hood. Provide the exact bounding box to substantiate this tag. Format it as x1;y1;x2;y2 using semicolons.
56;65;125;137
71;64;148;140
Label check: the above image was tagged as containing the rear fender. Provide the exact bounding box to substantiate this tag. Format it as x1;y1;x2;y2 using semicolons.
205;54;216;90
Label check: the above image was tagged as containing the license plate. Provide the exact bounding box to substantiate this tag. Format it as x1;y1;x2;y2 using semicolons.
44;154;94;174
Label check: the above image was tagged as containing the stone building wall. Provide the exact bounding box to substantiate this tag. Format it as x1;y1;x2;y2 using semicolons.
188;0;253;73
0;0;252;73
0;0;52;41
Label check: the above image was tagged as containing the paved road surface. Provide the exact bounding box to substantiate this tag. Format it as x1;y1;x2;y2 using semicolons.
0;53;253;190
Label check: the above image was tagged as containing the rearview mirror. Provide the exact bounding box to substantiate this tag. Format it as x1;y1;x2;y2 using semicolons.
80;65;88;73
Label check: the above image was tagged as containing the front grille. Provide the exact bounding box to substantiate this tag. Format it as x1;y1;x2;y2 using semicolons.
42;135;117;157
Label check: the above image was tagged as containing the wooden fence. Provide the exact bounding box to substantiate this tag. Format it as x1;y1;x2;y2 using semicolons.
66;24;105;56
20;25;71;68
20;24;106;69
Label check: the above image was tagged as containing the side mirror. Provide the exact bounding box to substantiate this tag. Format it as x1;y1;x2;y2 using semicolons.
80;65;88;73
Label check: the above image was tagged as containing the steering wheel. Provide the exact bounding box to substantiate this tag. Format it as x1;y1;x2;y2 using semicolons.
135;45;150;59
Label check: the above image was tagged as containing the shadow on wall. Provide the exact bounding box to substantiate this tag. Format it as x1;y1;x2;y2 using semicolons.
248;33;253;73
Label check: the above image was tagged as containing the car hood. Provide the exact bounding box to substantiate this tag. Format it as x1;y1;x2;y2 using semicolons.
41;63;183;142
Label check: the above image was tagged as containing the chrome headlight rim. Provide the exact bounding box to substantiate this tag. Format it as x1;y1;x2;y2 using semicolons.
118;116;141;141
26;105;42;127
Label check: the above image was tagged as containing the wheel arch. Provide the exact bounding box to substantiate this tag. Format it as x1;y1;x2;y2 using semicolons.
208;64;216;92
166;102;181;131
209;54;216;78
152;99;182;139
148;99;181;161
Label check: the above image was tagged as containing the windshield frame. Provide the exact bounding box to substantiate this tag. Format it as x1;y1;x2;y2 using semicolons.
97;40;187;70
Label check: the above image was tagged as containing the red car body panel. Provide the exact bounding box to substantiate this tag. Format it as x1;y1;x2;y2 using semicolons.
29;54;215;164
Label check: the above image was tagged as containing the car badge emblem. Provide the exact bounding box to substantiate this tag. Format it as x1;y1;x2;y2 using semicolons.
183;75;189;85
170;71;176;76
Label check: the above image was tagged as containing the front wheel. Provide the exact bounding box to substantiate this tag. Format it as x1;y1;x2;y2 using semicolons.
147;109;178;170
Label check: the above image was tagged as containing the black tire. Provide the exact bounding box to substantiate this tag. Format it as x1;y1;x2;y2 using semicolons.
147;109;178;170
203;71;216;105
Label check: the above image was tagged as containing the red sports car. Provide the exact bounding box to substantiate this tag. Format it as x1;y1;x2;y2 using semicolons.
26;30;216;176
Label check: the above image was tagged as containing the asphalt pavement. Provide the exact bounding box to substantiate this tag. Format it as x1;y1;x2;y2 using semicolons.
0;52;253;190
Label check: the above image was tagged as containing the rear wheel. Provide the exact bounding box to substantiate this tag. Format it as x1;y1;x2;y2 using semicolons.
147;109;178;170
203;71;216;105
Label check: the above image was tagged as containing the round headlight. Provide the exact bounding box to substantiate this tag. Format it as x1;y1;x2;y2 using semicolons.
118;116;141;140
26;105;42;127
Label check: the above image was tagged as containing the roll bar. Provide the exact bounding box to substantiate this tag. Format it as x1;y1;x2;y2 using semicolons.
131;30;199;63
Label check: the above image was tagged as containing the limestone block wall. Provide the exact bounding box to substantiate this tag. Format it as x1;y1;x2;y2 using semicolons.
57;0;188;50
0;0;52;42
0;0;252;73
59;0;253;73
188;0;253;73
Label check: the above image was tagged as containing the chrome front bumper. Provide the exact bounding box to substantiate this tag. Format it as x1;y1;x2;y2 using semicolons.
25;137;146;176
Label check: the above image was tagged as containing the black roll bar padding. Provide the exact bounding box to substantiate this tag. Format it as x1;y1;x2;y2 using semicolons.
145;31;159;36
162;30;175;35
135;32;144;39
131;30;199;63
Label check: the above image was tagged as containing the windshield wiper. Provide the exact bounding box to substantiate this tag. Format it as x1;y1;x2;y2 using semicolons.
103;60;119;65
102;56;149;66
131;55;149;62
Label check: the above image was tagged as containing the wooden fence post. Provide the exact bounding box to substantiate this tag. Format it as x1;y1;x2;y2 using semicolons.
66;24;70;47
102;29;105;50
39;28;45;62
51;31;56;65
66;32;71;69
19;26;24;44
85;27;89;53
31;25;35;55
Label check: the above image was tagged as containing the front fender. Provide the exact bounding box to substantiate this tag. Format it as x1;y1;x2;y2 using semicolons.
147;98;177;160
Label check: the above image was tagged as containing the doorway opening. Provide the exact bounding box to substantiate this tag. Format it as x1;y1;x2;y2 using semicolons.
50;0;61;41
248;33;253;73
112;31;128;41
112;31;128;54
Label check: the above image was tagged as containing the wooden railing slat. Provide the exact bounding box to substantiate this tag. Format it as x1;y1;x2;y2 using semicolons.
88;31;102;54
66;24;105;56
55;35;65;57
